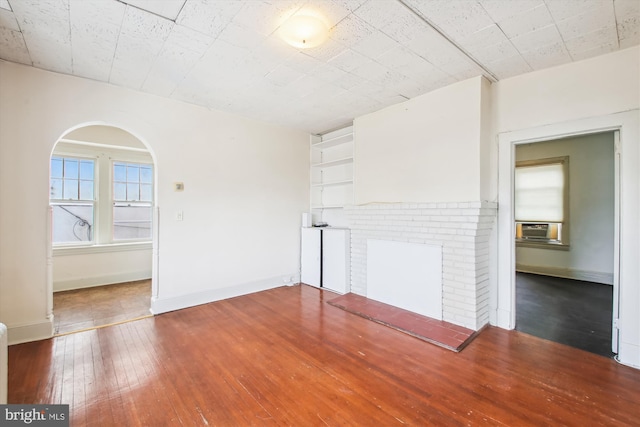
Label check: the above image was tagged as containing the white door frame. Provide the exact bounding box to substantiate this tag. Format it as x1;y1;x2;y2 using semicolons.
495;110;640;368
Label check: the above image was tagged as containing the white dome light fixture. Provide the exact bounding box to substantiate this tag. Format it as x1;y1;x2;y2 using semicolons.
279;13;328;49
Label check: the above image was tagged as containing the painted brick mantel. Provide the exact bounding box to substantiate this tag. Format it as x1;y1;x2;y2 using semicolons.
344;201;497;330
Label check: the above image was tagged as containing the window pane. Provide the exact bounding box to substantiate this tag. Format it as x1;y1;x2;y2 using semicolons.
51;158;63;178
80;160;94;180
79;180;94;200
63;179;79;200
140;166;152;184
113;203;152;240
515;163;564;222
114;164;126;182
52;203;94;244
127;165;140;183
64;159;78;178
127;183;139;201
114;182;126;200
50;178;63;199
140;184;152;202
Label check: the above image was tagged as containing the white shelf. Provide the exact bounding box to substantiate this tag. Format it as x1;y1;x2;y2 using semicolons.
311;157;353;168
311;133;353;150
311;179;353;188
310;125;354;226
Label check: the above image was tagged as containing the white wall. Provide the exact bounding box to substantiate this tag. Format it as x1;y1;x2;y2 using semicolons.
53;247;152;292
515;133;615;284
493;47;640;368
354;76;487;204
0;61;309;344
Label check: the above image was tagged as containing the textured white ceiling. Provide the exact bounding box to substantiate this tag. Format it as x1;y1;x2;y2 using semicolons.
0;0;638;133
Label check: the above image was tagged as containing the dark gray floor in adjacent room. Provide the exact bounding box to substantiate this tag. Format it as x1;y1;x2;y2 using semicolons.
515;272;615;358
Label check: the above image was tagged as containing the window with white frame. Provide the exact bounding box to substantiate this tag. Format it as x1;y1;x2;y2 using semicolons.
514;156;569;246
50;156;95;244
113;162;153;241
50;143;153;247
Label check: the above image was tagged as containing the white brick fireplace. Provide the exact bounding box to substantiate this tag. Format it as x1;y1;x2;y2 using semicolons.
344;201;497;330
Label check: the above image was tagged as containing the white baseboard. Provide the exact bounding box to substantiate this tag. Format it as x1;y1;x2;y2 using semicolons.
150;274;299;315
7;318;54;345
516;264;613;285
54;270;152;292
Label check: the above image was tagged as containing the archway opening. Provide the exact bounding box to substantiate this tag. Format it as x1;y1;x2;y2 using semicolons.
48;124;156;335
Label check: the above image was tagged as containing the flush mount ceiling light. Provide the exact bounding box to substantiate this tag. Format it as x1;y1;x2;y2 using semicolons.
279;13;328;49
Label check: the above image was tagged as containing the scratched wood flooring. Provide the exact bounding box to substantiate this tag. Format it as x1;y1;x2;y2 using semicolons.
8;284;640;426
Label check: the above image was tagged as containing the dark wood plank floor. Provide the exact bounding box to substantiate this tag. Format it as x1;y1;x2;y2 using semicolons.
516;272;614;357
9;284;640;426
53;280;151;335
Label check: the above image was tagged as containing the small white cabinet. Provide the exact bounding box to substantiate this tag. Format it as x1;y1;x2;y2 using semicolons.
300;227;350;294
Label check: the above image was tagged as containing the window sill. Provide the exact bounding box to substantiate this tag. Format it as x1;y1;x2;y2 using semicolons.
53;241;152;257
516;240;570;251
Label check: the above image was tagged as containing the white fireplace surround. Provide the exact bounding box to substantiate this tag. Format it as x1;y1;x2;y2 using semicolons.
345;201;497;330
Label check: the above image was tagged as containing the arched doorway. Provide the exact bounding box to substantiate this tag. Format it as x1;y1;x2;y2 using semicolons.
48;124;157;334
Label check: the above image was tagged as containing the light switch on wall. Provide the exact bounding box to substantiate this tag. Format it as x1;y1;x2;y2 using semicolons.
176;211;183;221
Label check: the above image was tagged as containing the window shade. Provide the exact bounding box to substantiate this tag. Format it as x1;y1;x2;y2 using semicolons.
515;163;564;222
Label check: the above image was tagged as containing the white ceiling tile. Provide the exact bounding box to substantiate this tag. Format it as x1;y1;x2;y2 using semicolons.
350;59;395;83
520;41;572;70
564;25;619;54
544;0;607;22
479;0;544;23
70;0;126;81
405;26;465;68
498;3;554;39
283;51;325;74
380;6;427;44
176;0;243;37
406;0;495;40
0;8;20;31
470;39;521;65
110;7;173;89
486;53;532;79
0;27;31;65
614;0;640;43
327;48;367;71
300;38;347;62
233;1;303;36
329;13;374;46
376;46;436;76
120;0;186;21
349;30;398;58
555;3;616;41
438;56;485;80
353;0;403;30
510;24;563;53
569;41;618;61
264;64;304;87
300;0;352;27
218;21;265;50
10;0;72;72
281;75;330;98
459;24;508;52
142;26;213;96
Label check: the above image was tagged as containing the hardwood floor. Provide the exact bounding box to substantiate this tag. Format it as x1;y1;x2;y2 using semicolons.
516;272;614;357
9;284;640;426
53;280;151;335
